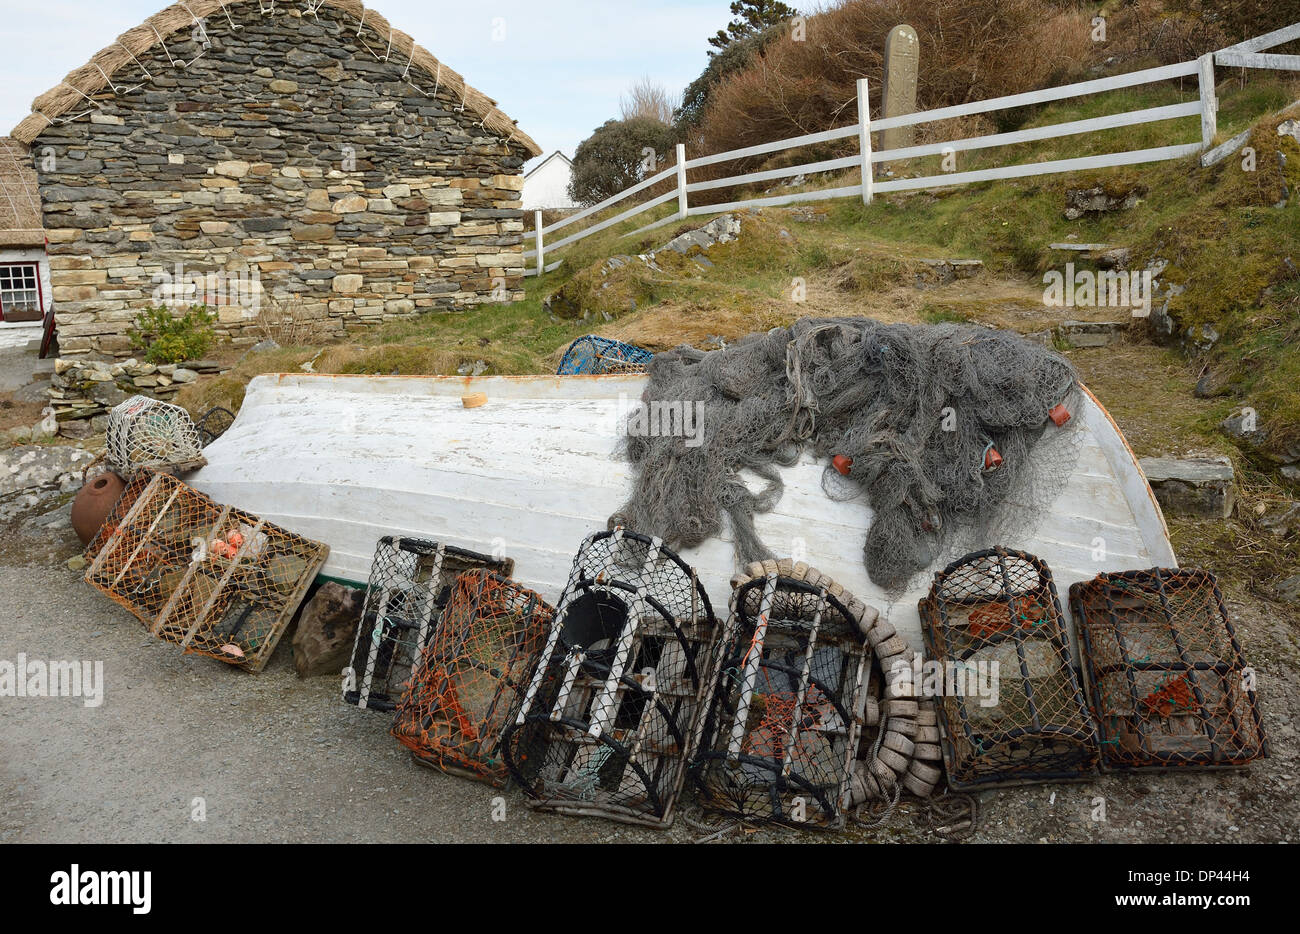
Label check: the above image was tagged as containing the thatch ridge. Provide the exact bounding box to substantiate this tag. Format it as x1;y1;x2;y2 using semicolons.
10;0;541;156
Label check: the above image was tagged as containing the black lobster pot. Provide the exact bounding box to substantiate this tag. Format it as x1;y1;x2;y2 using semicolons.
500;529;717;828
690;570;869;829
919;547;1099;789
343;537;512;711
1070;568;1267;770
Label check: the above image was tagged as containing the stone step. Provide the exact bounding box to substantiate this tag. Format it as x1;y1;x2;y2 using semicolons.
1058;319;1130;348
1139;456;1236;519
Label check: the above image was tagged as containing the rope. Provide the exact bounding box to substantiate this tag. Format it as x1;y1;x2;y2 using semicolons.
926;788;979;841
851;718;901;830
683;810;744;843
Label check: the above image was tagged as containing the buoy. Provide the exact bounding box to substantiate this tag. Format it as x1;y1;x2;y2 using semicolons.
462;392;488;408
832;454;853;475
983;444;1003;471
1048;403;1071;427
219;643;245;659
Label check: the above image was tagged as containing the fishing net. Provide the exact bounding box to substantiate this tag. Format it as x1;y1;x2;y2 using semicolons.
500;529;718;827
690;560;874;828
84;472;329;672
391;569;554;785
106;395;206;477
344;537;514;712
1070;568;1268;769
557;334;653;375
613;317;1082;592
919;548;1099;789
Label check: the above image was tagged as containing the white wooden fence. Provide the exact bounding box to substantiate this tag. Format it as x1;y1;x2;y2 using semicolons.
524;22;1300;276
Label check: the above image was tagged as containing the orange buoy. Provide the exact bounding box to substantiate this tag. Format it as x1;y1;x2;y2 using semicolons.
832;454;853;476
1048;403;1071;427
983;445;1003;471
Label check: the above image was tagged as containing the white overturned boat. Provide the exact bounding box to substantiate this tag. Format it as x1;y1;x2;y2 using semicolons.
189;373;1175;646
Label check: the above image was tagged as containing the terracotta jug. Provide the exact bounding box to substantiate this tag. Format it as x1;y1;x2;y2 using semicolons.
71;472;126;545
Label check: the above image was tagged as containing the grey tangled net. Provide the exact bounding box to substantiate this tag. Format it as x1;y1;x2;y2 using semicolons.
612;317;1083;592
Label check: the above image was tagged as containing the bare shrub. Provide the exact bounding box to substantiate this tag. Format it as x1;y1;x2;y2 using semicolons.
620;77;680;125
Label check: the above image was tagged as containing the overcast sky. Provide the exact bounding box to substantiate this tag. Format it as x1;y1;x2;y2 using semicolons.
0;0;745;167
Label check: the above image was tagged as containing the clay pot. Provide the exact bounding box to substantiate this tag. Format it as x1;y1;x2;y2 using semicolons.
70;472;126;545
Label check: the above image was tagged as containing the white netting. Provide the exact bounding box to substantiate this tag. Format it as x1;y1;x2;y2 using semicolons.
106;395;205;476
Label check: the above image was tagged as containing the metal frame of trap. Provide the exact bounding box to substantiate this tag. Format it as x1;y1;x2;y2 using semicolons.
689;573;869;830
500;528;718;828
84;471;328;672
919;547;1099;791
1069;567;1268;772
345;536;514;712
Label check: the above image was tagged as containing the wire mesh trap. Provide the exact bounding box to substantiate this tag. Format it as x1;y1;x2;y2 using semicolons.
105;395;206;476
391;569;554;784
83;472;329;672
196;405;235;447
500;529;718;827
1069;568;1267;770
344;537;515;712
556;335;653;375
689;561;872;829
919;548;1099;790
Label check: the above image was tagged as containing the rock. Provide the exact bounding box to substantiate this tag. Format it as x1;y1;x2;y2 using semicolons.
170;368;198;384
1279;119;1300;146
1140;456;1236;519
916;258;983;287
291;582;364;678
1064;184;1147;220
1282;465;1300;483
1194;369;1233;399
13;380;51;404
1260;502;1300;537
1221;410;1267;447
1095;247;1132;270
66;555;86;572
1270;574;1300;605
58;420;96;441
7;426;32;444
657;214;742;256
0;445;96;521
456;360;488;377
1058;320;1127;348
249;339;280;354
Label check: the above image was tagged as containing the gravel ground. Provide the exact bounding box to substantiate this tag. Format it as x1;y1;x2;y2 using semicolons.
2;508;1297;844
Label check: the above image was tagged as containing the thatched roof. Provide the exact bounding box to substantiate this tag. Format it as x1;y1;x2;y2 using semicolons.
0;138;45;247
10;0;541;157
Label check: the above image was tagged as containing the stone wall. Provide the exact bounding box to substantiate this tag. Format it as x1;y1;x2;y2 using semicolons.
33;6;530;356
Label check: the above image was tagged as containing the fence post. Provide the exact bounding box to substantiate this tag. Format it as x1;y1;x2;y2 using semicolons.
1197;53;1217;150
534;209;544;277
676;143;689;219
856;77;874;204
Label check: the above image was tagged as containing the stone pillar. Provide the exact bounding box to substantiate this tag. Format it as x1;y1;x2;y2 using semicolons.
881;24;920;155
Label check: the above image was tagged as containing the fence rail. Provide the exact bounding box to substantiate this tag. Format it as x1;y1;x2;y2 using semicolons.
523;24;1300;276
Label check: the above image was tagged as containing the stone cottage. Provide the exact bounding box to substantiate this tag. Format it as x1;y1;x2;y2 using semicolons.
10;0;541;356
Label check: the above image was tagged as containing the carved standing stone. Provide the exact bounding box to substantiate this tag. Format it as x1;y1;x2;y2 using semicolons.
881;25;920;155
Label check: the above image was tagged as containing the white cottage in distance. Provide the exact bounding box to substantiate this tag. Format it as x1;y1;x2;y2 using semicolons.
0;137;52;354
522;151;579;212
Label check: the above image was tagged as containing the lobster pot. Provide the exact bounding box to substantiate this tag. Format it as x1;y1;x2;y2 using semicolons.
84;472;329;672
1070;568;1267;769
344;537;514;711
919;548;1099;790
391;570;553;785
106;395;206;476
501;529;717;827
556;335;653;375
690;573;869;828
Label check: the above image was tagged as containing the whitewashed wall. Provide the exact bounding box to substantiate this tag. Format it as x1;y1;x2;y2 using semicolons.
523;152;578;210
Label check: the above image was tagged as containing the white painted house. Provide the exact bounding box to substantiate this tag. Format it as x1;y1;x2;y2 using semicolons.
0;137;51;354
522;151;579;211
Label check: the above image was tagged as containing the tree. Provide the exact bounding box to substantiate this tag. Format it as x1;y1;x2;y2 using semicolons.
568;118;679;206
676;27;779;132
707;0;798;55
